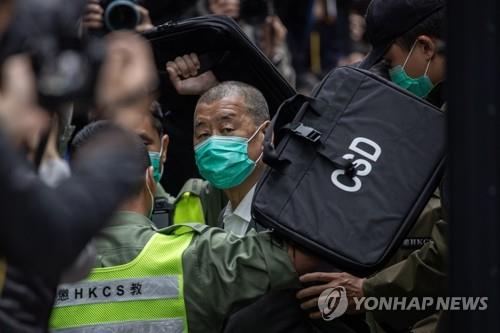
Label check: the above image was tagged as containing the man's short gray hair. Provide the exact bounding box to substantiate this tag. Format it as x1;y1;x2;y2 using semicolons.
197;81;270;125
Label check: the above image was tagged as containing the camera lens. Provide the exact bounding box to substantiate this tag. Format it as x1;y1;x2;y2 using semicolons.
104;0;140;31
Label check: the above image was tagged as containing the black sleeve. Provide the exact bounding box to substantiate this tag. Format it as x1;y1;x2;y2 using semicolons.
0;131;143;274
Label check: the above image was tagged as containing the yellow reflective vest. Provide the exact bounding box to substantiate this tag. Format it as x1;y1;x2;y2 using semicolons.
172;179;207;225
50;227;196;333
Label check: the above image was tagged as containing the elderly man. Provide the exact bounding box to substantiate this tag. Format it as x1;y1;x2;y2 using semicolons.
167;58;342;333
167;56;269;236
192;81;270;235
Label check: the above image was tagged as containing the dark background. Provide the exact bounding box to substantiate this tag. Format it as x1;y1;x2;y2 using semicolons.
448;0;500;332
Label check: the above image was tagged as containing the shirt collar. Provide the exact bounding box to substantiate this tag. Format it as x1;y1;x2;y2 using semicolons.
224;185;256;223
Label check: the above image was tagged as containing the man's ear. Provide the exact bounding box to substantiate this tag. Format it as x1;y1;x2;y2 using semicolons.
259;120;271;142
160;134;169;165
146;166;156;193
262;120;271;132
417;35;438;61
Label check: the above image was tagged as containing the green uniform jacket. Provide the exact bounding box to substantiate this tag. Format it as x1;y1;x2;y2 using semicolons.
174;179;227;228
154;180;226;228
155;183;176;205
91;212;299;332
363;192;448;332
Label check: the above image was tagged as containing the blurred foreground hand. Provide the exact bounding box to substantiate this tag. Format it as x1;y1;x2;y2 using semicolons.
0;55;49;151
96;31;157;117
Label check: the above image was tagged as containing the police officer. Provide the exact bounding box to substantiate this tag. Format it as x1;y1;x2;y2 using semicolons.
49;121;330;333
114;101;176;227
114;100;226;228
297;1;448;332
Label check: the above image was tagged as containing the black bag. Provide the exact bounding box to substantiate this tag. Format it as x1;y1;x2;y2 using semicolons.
145;15;295;116
252;66;446;275
144;15;295;194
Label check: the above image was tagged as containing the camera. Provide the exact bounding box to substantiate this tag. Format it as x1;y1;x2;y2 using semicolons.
101;0;141;32
0;0;105;111
31;35;105;112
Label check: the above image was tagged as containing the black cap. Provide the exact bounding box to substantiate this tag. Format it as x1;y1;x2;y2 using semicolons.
360;0;444;69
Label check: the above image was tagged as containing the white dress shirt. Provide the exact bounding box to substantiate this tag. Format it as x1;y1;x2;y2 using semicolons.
222;186;256;237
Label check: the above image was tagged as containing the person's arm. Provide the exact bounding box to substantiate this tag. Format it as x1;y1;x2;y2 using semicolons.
182;228;300;332
0;129;144;274
296;220;448;319
166;53;219;96
260;16;296;87
0;32;155;274
363;220;448;298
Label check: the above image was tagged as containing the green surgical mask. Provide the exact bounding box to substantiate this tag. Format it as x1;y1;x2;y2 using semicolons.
389;40;434;98
148;143;164;183
194;122;267;190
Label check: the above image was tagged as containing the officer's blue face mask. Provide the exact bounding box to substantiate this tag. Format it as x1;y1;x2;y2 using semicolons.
194;122;267;190
389;40;434;98
148;142;164;183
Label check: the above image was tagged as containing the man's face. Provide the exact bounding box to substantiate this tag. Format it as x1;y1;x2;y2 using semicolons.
209;0;240;19
193;94;264;163
384;35;445;84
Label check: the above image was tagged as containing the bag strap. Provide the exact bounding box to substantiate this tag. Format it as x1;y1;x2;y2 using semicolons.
263;95;303;169
330;157;357;178
281;123;321;143
264;94;329;169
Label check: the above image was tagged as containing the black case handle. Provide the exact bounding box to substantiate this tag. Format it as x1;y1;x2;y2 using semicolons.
263;94;329;169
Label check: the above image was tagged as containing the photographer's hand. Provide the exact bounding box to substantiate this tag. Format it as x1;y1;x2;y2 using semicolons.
135;5;154;33
261;15;287;59
82;1;153;33
82;0;104;31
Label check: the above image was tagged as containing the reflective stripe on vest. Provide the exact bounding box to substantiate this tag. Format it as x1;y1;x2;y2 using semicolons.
173;192;205;225
53;276;179;308
53;318;183;333
50;231;194;332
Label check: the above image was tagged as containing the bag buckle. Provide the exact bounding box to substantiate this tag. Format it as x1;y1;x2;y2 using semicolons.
291;123;322;142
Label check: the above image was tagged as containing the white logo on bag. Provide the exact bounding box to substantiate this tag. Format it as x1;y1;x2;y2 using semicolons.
318;286;349;321
331;137;382;192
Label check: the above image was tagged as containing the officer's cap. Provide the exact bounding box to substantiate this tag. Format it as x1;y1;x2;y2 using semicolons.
361;0;445;68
